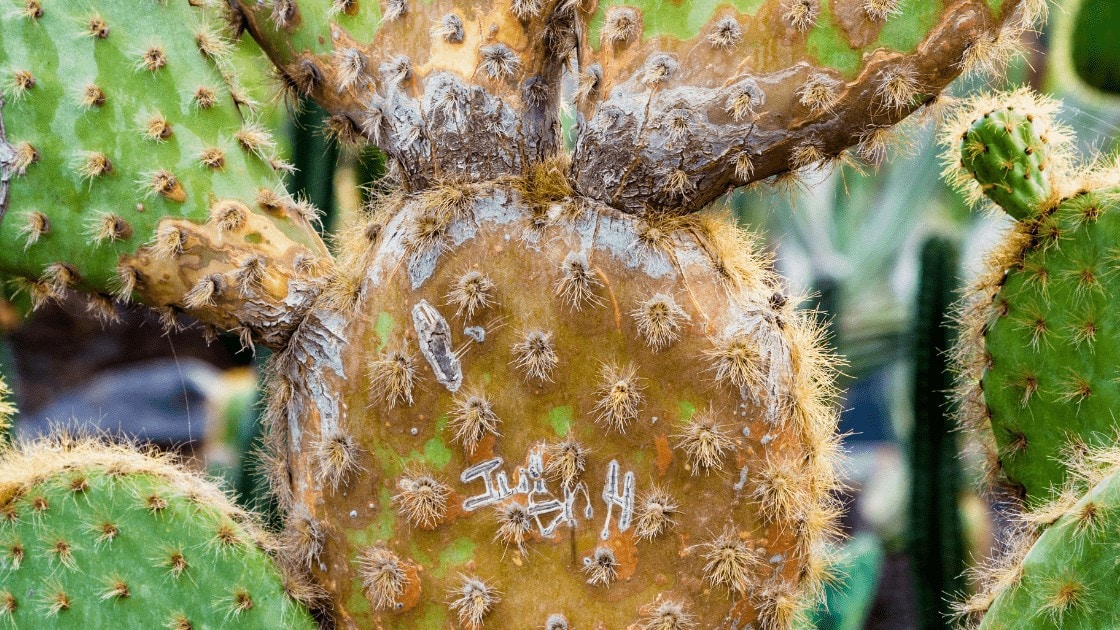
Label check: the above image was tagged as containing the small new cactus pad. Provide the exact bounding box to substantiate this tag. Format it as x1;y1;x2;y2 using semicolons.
946;89;1120;504
0;0;328;346
0;436;317;629
954;104;1053;220
960;448;1120;628
264;167;843;628
231;0;1045;214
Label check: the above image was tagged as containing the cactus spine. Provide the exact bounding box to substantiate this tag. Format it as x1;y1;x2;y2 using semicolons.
0;436;316;628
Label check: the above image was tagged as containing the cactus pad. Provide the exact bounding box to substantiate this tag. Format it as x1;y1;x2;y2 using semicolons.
264;169;843;627
948;89;1120;504
964;448;1120;628
0;437;316;629
0;0;328;345
956;106;1054;220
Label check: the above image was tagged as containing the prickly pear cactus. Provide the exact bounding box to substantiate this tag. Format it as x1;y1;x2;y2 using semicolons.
945;88;1120;504
0;0;328;345
266;168;844;628
0;436;317;628
960;447;1120;628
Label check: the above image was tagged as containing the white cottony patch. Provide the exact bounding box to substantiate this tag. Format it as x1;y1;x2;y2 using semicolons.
412;300;462;392
461;453;638;540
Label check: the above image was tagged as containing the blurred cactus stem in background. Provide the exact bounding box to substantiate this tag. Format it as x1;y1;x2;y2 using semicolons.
908;236;966;630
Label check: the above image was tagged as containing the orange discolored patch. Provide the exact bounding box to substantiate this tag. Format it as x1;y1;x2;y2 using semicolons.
653;433;673;477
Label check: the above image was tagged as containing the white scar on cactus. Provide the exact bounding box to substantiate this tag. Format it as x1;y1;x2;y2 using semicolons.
460;450;639;540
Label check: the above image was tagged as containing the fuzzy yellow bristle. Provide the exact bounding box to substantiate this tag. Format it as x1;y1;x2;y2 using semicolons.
480;44;520;80
209;200;249;236
100;577;130;601
236;123;276;159
393;470;450;529
494;501;533;553
78;151;113;180
194;85;217;109
448;574;500;628
593;363;645;433
708;16;743;49
145;114;173;142
44;589;71;616
334;47;366;91
17;210;49;250
87;212;133;244
702;529;758;593
142;169;186;202
790;141;826;171
111;264;139;301
556;251;603;309
10;142;38;176
139;46;167;72
129;234;173;277
450;393;501;454
199;146;225;169
544;438;588;490
583;547;618;586
20;0;41;19
314;430;363;491
81;83;106;108
634;486;678;541
674;409;734;474
877;66;920;112
706;333;762;392
638;599;694;630
368;347;418;408
183;274;222;309
42;262;79;297
358;547;407;611
664;169;693;201
602;7;640;45
284;507;324;569
194;28;231;60
512;330;558;382
863;0;901;20
446;271;496;320
756;582;802;629
5;69;34;100
798;73;840;114
782;0;818;32
754;456;806;523
1039;578;1089;625
632;293;688;351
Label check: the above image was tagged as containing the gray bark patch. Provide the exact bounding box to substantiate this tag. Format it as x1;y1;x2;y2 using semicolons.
412;299;462;392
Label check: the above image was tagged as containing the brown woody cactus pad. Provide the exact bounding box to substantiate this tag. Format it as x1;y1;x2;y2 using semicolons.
264;171;843;627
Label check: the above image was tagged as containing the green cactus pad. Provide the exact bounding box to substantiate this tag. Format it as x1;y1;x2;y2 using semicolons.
0;0;326;341
947;90;1120;504
973;187;1120;502
0;437;316;629
973;452;1120;628
959;107;1052;220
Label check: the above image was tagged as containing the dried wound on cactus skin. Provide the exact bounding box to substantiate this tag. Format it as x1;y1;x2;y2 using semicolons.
271;180;842;628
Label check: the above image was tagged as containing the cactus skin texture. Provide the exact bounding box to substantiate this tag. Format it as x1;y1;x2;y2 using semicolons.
0;437;317;629
908;236;965;630
0;0;329;346
261;168;844;628
960;448;1120;627
943;88;1120;505
232;0;1046;215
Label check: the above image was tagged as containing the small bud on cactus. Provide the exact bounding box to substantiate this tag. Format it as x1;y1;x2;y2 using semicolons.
0;436;317;628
